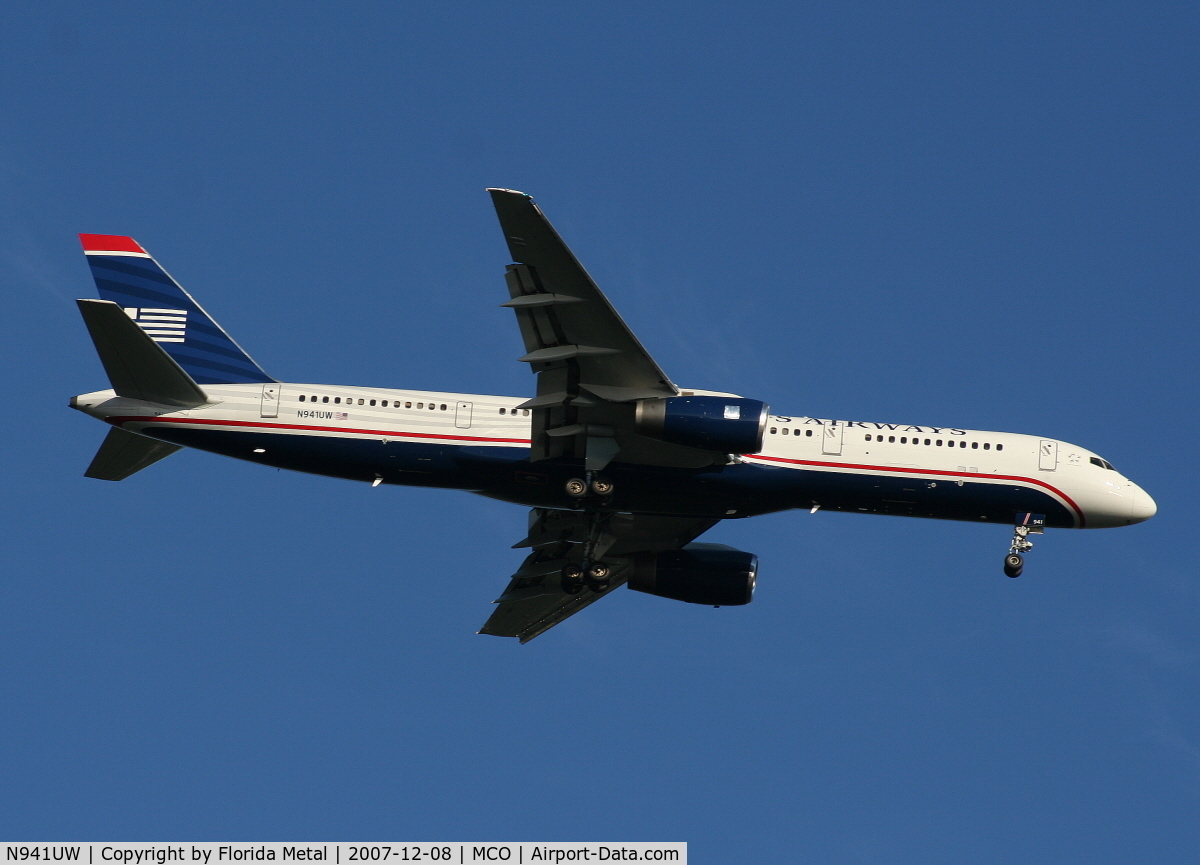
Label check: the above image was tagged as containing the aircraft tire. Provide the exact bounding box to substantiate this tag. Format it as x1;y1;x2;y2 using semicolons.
565;478;588;497
1003;553;1023;578
561;565;585;594
591;478;615;495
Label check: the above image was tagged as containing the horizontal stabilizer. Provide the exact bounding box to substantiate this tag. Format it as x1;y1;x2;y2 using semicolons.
85;426;182;481
76;299;208;407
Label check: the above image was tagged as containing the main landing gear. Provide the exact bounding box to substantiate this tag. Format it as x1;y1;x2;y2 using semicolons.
565;472;614;498
560;560;613;595
558;508;615;595
1004;514;1045;578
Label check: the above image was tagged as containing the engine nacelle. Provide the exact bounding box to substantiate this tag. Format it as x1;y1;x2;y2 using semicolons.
628;544;758;606
635;395;769;454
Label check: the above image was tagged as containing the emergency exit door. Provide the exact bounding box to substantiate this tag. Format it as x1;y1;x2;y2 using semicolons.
1038;439;1058;471
455;401;472;429
822;423;843;456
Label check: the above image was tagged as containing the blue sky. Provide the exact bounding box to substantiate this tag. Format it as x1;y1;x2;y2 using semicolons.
1;2;1197;861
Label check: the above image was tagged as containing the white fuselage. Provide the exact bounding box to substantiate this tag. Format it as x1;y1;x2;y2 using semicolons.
72;382;1157;530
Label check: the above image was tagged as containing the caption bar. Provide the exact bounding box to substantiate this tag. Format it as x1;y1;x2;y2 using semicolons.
4;846;685;865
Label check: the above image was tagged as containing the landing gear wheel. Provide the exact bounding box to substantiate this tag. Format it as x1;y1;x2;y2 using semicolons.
560;565;585;594
565;478;588;497
585;563;611;592
1003;553;1024;578
590;477;614;496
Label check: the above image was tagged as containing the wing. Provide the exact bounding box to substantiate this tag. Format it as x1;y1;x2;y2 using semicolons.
489;189;727;470
479;508;718;642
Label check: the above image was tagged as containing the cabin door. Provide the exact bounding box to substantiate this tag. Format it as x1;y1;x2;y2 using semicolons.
260;384;280;418
1038;439;1058;471
455;401;473;429
822;422;843;456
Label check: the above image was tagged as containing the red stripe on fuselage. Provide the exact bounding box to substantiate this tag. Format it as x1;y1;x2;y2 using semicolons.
107;416;1085;527
744;453;1085;527
108;415;533;445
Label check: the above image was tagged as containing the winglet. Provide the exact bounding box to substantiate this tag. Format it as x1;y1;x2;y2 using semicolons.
79;234;148;256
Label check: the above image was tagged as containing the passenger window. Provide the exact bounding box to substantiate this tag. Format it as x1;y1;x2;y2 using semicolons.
900;437;907;444
983;443;990;450
440;404;447;411
888;436;895;443
960;441;967;448
782;428;789;435
936;440;942;446
417;402;423;409
806;430;813;437
523;409;530;416
369;399;376;406
430;403;436;410
924;439;931;445
299;395;305;402
770;428;777;434
358;399;364;405
971;442;978;449
500;408;506;415
322;396;329;404
334;397;341;404
864;434;871;441
996;444;1003;451
405;402;412;408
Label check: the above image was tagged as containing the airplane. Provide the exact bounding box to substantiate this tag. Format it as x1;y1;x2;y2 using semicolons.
69;189;1158;642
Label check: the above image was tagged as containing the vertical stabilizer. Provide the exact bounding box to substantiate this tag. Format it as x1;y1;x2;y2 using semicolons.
79;234;274;385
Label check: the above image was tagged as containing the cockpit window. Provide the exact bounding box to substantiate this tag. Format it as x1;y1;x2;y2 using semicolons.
1090;456;1118;471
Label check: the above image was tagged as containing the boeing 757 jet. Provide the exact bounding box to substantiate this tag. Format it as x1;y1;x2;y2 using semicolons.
69;189;1157;641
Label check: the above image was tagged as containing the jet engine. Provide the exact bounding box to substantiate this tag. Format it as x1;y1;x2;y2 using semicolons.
635;395;769;454
628;544;758;606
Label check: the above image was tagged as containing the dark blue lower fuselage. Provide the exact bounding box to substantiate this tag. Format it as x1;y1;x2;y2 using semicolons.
149;426;1077;528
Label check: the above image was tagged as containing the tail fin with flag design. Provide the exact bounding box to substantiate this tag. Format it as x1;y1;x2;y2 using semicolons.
79;234;274;385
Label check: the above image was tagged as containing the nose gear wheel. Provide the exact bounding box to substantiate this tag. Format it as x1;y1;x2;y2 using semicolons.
1003;522;1038;577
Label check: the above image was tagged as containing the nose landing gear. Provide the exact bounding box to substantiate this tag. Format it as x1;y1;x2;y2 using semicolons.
1004;514;1044;577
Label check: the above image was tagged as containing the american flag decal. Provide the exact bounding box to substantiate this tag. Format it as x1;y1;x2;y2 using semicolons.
333;412;348;420
123;307;187;343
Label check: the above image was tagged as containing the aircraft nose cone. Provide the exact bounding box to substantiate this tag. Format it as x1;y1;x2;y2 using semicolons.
1130;486;1157;523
